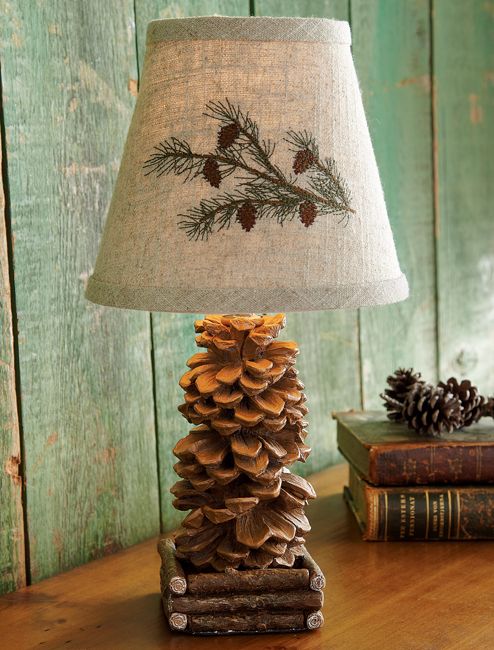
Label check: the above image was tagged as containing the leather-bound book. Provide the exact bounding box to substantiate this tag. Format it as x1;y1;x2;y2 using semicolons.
344;465;494;541
335;410;494;486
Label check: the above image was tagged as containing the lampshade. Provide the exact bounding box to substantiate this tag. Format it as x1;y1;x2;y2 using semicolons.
85;16;408;313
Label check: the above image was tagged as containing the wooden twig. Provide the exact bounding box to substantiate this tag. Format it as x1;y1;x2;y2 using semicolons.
306;610;324;630
157;538;187;595
169;589;323;614
186;567;309;595
301;546;326;591
169;612;188;631
188;611;305;634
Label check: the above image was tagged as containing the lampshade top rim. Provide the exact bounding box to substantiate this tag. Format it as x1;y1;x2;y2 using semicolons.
146;16;351;45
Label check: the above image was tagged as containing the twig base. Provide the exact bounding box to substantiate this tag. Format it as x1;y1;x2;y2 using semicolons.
159;539;325;635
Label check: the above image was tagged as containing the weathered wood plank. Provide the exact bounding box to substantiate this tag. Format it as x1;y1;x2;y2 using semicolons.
0;119;26;594
434;0;494;393
254;0;361;474
351;0;437;407
0;0;159;581
134;1;250;533
135;0;249;64
254;0;348;18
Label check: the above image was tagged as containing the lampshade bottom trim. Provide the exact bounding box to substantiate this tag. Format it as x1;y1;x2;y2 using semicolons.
85;273;409;313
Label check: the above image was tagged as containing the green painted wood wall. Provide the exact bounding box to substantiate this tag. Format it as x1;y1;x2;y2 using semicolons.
0;0;492;594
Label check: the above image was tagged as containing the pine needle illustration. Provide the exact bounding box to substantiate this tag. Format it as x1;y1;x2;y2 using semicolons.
143;99;354;241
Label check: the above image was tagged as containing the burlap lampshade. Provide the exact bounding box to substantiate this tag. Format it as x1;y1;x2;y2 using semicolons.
86;16;408;313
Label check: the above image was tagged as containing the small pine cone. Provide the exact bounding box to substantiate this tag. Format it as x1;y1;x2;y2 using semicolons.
438;377;485;427
403;384;463;437
293;149;315;174
299;201;317;227
482;397;494;418
218;123;240;149
203;157;221;188
381;368;425;422
237;201;257;232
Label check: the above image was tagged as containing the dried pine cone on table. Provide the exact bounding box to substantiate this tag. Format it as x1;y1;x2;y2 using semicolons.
438;377;484;427
402;383;463;437
483;397;494;419
171;313;315;571
381;368;425;422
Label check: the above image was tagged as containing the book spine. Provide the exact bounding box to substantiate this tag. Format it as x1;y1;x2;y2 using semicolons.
370;445;494;485
364;485;494;540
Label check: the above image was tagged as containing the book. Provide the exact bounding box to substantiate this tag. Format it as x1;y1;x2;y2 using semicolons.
344;465;494;540
335;410;494;486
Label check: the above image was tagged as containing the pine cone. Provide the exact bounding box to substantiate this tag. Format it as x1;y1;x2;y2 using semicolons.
172;471;314;571
218;123;240;149
381;368;425;422
237;201;257;232
482;397;494;419
402;384;463;437
293;149;315;174
171;314;314;571
438;377;485;427
203;157;221;188
299;201;317;227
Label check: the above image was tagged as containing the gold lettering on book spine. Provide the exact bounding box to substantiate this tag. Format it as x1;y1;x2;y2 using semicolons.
409;496;415;537
439;493;445;538
456;492;461;538
384;492;388;541
367;490;380;540
399;494;407;539
447;490;452;538
425;491;430;540
432;496;439;535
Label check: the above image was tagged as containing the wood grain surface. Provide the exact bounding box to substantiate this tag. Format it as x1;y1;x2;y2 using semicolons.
0;0;159;583
1;463;494;650
0;112;25;593
352;0;438;407
434;0;494;394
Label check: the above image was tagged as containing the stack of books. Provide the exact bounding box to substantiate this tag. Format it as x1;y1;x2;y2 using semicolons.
334;410;494;540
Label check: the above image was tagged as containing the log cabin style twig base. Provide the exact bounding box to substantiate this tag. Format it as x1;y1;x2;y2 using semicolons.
158;539;325;635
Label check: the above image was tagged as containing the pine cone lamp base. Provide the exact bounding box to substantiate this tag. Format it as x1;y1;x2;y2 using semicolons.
163;313;325;635
159;539;325;635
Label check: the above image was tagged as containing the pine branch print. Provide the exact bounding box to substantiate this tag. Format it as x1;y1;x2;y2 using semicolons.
144;99;355;240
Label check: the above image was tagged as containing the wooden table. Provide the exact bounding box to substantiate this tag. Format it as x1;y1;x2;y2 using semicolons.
1;463;493;650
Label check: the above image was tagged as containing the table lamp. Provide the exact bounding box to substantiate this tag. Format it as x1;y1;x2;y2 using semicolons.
86;16;408;636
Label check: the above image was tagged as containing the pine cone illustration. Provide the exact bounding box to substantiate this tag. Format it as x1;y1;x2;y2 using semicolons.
381;368;425;422
144;100;355;240
237;201;257;232
402;384;463;437
218;123;240;149
299;201;317;227
171;314;315;571
438;377;485;427
203;157;221;188
293;149;315;174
